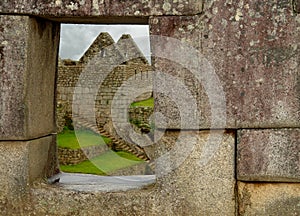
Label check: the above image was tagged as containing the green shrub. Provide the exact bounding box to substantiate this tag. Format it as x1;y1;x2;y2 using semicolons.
63;115;74;130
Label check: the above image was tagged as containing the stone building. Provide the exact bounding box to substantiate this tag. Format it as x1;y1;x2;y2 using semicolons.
57;32;152;132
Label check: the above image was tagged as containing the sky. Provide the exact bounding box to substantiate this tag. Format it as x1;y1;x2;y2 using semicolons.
59;24;150;61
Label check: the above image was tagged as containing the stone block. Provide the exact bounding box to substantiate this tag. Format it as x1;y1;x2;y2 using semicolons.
0;135;58;199
29;185;154;216
238;182;300;215
0;15;59;140
0;0;102;18
108;0;203;16
29;135;59;182
201;0;300;128
152;130;236;215
237;129;300;182
0;0;202;18
150;0;300;129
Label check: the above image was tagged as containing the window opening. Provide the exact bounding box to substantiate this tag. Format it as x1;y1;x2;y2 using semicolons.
56;24;154;177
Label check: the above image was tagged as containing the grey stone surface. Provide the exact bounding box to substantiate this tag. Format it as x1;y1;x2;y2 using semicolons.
150;0;300;129
0;0;203;18
0;15;59;139
26;17;60;138
0;15;30;139
0;135;57;199
108;0;203;17
153;130;236;215
0;141;29;200
29;184;155;216
0;1;298;215
238;182;300;216
29;135;59;183
57;173;155;192
237;129;300;182
201;0;300;129
0;131;235;215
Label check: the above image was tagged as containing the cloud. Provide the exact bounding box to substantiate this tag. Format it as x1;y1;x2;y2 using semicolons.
59;24;150;61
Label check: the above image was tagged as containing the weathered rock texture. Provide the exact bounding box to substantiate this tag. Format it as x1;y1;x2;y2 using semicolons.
238;182;300;215
237;129;300;182
0;0;203;18
153;130;236;215
151;1;300;129
0;15;59;139
107;162;151;176
0;131;235;215
0;14;59;207
0;0;299;215
200;0;300;129
0;135;58;199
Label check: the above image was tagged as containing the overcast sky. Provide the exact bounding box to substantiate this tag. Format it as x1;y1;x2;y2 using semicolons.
59;24;150;61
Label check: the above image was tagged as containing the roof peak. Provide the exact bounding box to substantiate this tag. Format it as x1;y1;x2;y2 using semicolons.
79;32;148;65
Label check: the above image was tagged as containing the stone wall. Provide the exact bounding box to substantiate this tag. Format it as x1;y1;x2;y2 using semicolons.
128;107;153;125
58;145;108;165
0;1;299;215
56;102;69;133
56;66;81;103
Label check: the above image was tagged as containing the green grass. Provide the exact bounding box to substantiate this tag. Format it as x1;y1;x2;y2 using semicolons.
57;128;111;149
58;128;144;175
130;97;154;108
60;151;144;175
60;160;106;175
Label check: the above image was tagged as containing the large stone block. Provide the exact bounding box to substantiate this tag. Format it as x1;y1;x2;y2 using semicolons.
201;0;300;128
29;185;154;216
152;130;236;215
0;0;102;18
0;135;58;199
237;129;300;182
0;15;59;140
150;0;300;129
0;0;203;19
238;182;300;215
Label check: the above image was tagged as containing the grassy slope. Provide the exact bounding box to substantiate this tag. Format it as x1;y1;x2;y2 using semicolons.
58;129;144;175
130;97;154;108
57;129;111;149
60;151;143;175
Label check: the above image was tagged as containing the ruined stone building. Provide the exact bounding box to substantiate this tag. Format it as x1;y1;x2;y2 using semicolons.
57;32;152;132
56;32;154;171
0;1;299;215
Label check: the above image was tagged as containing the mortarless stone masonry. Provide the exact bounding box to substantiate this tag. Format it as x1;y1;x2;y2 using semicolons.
0;0;299;215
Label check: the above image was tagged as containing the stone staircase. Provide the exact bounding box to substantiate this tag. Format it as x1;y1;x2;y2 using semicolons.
72;115;150;162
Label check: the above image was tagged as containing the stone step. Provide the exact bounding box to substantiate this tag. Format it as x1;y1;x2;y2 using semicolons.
73;115;150;162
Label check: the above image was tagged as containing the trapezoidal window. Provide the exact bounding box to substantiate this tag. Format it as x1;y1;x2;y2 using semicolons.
56;24;155;177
